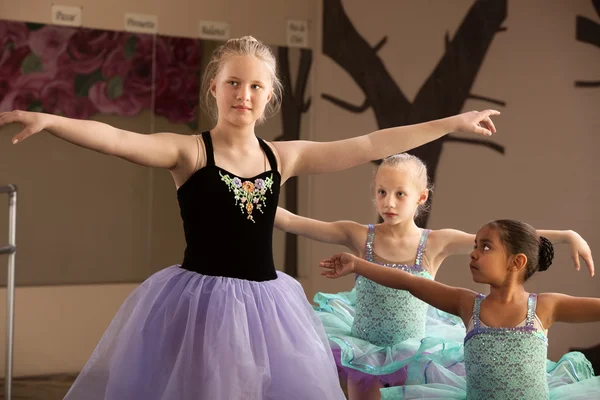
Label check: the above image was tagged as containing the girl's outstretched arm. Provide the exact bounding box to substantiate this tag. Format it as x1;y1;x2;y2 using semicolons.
538;230;594;276
273;110;499;181
0;111;191;169
274;207;364;252
435;229;594;276
540;293;600;326
320;252;476;323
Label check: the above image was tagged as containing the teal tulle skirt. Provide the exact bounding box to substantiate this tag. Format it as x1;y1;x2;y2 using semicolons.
380;351;600;399
313;288;466;389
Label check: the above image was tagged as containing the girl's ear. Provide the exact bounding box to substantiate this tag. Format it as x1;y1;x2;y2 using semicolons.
210;78;217;98
510;253;528;273
418;189;429;205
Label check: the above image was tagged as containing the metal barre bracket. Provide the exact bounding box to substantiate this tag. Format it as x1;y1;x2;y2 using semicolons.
0;185;17;195
0;245;16;255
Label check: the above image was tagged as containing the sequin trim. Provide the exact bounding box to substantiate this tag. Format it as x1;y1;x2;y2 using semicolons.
465;293;548;346
364;225;431;276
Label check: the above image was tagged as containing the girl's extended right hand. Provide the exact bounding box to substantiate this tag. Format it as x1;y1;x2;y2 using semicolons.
0;110;50;144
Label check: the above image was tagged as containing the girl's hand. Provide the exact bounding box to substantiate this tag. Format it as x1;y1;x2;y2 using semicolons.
0;111;51;144
319;252;358;278
452;109;500;136
566;231;595;276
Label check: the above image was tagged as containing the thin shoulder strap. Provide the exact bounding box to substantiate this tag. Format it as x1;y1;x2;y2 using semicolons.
193;135;203;171
257;137;278;171
364;224;375;262
472;294;485;330
415;229;431;266
526;293;538;328
201;131;215;166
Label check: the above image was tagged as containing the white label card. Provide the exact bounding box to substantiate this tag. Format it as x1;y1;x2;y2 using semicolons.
286;20;309;48
51;5;82;27
124;13;158;34
199;21;230;41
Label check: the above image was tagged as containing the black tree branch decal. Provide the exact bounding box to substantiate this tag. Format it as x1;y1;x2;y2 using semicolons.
276;46;312;277
575;0;600;88
323;0;507;227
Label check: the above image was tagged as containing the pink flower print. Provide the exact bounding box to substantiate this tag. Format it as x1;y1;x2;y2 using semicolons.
165;37;200;71
99;34;170;113
88;81;142;116
154;67;199;123
0;47;31;110
29;25;76;63
101;44;130;79
0;71;50;111
41;79;97;119
152;36;199;123
0;21;30;51
59;28;124;74
241;197;247;203
124;34;171;108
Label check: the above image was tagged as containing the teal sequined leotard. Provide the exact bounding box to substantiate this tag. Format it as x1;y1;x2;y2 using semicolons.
465;294;549;399
314;225;466;388
352;227;432;345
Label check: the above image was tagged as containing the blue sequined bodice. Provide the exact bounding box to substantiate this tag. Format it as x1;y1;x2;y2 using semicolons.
351;225;432;347
464;294;548;400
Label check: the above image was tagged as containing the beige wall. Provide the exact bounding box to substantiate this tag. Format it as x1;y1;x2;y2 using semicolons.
0;0;598;377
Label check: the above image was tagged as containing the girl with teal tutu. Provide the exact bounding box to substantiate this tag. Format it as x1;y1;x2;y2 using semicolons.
275;154;594;400
320;219;600;399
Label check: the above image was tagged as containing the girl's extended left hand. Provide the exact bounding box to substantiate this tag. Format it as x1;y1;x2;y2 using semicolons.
567;231;595;276
319;253;357;278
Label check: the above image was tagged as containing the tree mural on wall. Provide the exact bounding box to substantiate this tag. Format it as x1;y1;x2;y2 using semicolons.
575;0;600;88
276;47;312;276
323;0;507;227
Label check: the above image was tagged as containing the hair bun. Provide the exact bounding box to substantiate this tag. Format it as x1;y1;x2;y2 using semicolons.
233;35;259;43
538;236;554;272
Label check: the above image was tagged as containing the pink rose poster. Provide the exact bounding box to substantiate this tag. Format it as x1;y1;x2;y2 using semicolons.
0;20;201;128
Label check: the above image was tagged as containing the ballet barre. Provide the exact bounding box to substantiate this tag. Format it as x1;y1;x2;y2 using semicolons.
0;184;17;400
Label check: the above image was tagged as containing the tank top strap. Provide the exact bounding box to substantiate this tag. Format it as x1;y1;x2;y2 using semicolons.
257;137;278;172
414;229;431;266
526;293;538;328
201;131;215;167
472;294;485;330
364;224;375;262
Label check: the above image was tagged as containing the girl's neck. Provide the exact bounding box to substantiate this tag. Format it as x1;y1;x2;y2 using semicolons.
487;283;528;304
211;120;257;148
378;219;420;239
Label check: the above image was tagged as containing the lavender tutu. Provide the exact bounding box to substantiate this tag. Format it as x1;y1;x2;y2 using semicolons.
64;266;345;400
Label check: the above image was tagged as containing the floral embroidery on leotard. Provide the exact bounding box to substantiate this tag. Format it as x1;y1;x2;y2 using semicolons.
220;172;274;222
